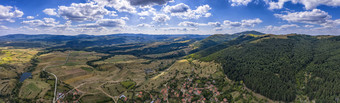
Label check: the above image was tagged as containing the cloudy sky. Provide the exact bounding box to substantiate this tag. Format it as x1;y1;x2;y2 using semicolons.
0;0;340;35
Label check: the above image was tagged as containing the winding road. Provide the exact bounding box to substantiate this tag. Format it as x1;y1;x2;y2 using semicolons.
43;52;71;103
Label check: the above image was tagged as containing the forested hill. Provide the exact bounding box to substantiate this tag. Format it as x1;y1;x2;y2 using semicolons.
190;31;265;53
193;34;340;102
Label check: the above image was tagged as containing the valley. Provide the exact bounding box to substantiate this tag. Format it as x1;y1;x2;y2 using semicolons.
0;32;339;103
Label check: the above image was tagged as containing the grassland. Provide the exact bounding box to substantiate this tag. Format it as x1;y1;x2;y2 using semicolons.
19;79;50;99
0;47;39;65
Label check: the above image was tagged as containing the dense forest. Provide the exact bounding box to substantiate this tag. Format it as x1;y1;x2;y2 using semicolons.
196;34;340;102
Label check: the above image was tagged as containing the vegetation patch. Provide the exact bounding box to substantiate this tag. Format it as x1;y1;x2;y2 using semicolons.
120;80;136;90
19;80;50;99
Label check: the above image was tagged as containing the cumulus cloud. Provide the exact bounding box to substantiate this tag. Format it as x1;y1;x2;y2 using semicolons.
164;3;190;13
224;18;262;27
178;21;202;27
223;20;242;27
164;4;212;19
92;0;136;13
214;27;223;31
58;2;113;21
22;18;59;27
208;22;222;27
120;17;129;20
266;24;300;31
139;17;146;20
161;27;198;31
0;5;24;22
152;14;170;23
229;0;253;6
78;19;125;28
266;0;340;10
26;16;34;19
241;18;263;27
178;21;222;27
137;23;152;27
97;19;125;27
138;7;156;16
127;0;173;6
275;9;331;24
304;25;315;28
43;8;57;16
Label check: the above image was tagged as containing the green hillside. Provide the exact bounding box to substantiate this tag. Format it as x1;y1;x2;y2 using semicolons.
195;34;340;102
190;31;265;58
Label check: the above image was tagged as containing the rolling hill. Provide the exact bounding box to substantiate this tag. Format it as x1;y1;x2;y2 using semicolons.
193;34;340;102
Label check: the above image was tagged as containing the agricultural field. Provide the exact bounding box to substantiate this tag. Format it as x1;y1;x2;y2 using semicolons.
0;47;39;66
18;79;50;99
20;50;178;102
0;47;39;101
0;79;17;96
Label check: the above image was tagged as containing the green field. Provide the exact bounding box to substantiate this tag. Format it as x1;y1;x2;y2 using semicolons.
19;79;50;99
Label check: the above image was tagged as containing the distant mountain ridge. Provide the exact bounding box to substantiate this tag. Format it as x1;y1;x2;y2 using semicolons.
190;31;265;53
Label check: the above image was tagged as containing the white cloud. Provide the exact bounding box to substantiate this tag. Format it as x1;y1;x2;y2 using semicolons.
138;7;156;16
229;0;253;6
204;13;212;17
208;22;222;27
137;23;152;27
304;25;314;28
267;0;340;10
43;18;59;24
224;18;262;27
0;5;24;22
58;2;112;21
139;17;146;20
223;20;242;27
22;18;59;27
241;18;263;27
266;24;300;31
97;19;125;27
178;21;222;27
164;4;212;19
120;17;129;20
178;21;202;27
43;8;57;16
214;27;223;31
78;19;125;28
92;0;136;13
152;14;170;23
127;0;173;6
26;16;34;19
275;9;331;24
0;25;8;30
164;3;190;13
275;9;340;28
161;27;198;31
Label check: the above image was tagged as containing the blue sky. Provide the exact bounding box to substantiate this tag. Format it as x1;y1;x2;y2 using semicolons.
0;0;340;35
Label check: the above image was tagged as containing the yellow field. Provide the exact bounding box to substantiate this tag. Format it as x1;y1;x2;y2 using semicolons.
0;47;39;65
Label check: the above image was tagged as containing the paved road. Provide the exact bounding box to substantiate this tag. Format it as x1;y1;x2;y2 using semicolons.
43;52;71;103
43;66;58;103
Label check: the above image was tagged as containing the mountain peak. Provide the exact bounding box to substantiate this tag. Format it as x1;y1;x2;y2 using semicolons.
232;31;265;36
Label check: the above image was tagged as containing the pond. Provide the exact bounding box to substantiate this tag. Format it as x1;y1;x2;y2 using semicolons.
19;72;32;82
